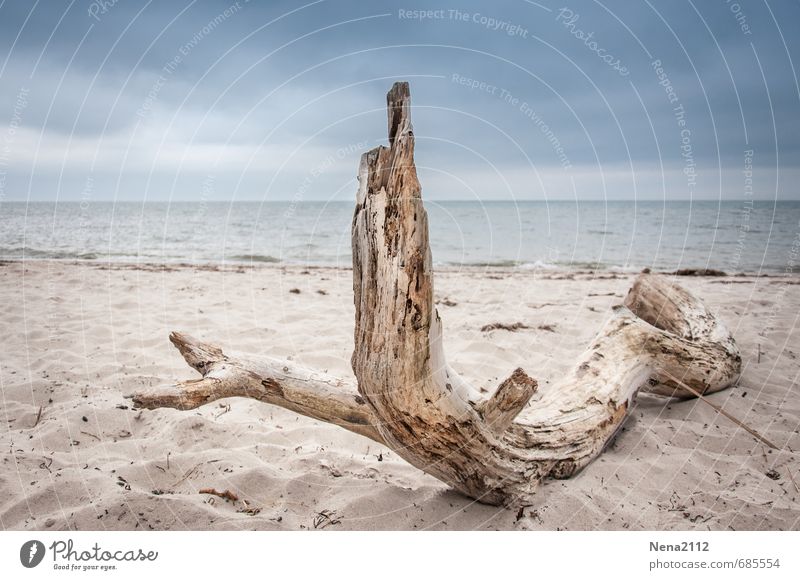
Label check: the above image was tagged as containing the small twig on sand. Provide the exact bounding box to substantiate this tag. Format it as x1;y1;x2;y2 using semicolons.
313;509;341;529
173;464;202;487
787;467;800;494
80;430;101;441
480;322;530;332
171;459;221;488
660;370;778;450
32;406;43;428
199;488;238;502
236;499;261;516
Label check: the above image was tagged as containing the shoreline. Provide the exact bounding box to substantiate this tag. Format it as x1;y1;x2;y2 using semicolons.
2;258;798;279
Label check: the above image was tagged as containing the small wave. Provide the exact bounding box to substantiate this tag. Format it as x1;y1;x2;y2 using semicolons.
228;254;281;263
446;259;520;268
518;260;559;270
0;246;98;260
554;261;609;270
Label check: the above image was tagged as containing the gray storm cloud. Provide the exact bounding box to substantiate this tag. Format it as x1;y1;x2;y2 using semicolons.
0;0;797;201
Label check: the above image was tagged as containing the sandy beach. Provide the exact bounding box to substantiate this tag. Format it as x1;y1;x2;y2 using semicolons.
1;260;798;531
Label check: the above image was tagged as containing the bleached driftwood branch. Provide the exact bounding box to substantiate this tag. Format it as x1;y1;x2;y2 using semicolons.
133;332;383;444
133;82;741;506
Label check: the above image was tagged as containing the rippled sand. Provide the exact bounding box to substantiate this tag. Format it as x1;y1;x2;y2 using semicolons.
1;260;798;530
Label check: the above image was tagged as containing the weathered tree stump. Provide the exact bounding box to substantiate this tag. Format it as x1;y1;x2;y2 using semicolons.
133;82;741;506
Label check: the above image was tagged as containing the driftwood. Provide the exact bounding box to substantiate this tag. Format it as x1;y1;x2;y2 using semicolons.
133;82;741;506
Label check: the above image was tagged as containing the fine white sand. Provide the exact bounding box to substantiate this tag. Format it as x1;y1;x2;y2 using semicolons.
1;260;798;530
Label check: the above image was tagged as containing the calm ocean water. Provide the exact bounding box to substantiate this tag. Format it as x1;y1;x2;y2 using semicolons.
1;201;798;273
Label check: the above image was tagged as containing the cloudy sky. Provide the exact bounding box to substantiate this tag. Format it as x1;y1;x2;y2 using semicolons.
1;0;798;201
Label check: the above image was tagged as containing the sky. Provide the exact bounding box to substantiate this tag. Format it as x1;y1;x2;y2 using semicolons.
0;0;798;202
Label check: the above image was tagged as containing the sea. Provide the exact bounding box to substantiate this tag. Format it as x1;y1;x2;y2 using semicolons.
1;201;799;274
